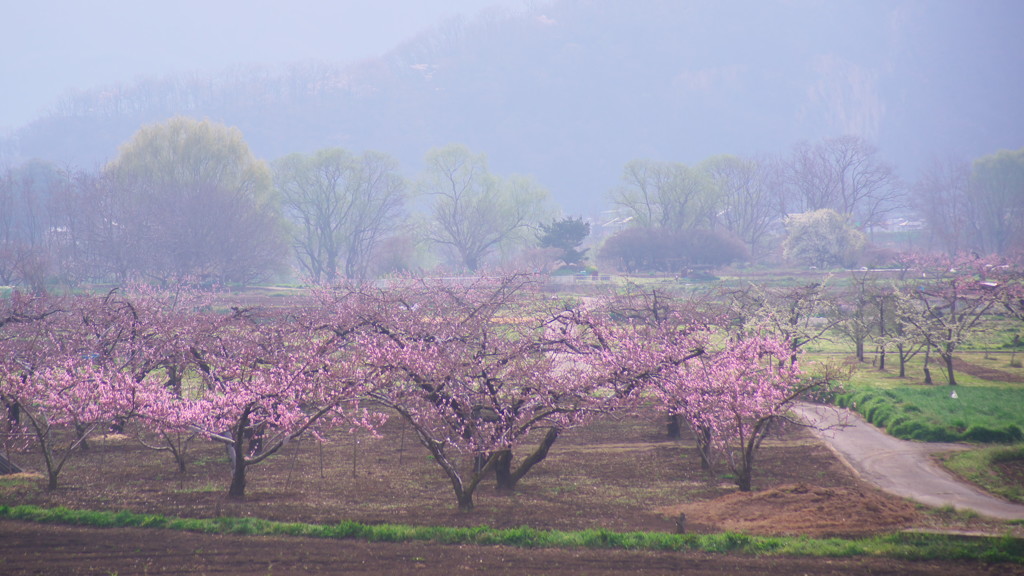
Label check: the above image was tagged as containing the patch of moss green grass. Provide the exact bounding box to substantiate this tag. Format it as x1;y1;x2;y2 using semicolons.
942;445;1024;504
836;384;1024;443
1;504;1021;564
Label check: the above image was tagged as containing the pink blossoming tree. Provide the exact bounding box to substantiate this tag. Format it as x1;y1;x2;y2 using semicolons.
322;275;611;510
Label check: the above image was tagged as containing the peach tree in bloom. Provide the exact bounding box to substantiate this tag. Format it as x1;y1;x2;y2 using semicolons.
171;304;376;499
655;337;811;492
0;292;158;490
318;274;612;511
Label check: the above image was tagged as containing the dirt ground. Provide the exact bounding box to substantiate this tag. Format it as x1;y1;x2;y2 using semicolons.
952;356;1024;383
1;406;1021;574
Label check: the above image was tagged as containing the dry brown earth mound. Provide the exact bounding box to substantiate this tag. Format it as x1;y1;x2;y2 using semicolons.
658;483;922;537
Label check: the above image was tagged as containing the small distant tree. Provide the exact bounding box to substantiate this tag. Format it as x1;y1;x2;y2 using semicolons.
537;216;590;267
835;270;884;363
722;281;839;365
783;208;865;268
883;290;931;379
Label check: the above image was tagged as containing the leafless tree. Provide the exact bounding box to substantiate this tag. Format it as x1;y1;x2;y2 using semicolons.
787;135;902;232
702;155;785;258
611;159;714;231
970;148;1024;256
912;155;975;256
274;148;407;282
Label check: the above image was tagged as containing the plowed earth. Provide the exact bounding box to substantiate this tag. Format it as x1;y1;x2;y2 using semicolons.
1;406;1020;575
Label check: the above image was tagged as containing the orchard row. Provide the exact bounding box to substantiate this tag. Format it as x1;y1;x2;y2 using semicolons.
1;275;826;510
2;252;1021;510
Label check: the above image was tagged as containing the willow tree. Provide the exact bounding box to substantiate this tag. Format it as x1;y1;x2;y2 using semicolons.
420;145;549;271
274;148;406;282
610;159;716;231
102;116;286;284
971;148;1024;255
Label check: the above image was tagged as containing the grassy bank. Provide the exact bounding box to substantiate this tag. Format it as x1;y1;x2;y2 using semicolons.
835;385;1024;443
940;445;1024;504
1;504;1021;564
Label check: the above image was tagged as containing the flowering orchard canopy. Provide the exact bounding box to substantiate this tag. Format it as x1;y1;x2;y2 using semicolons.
319;275;602;456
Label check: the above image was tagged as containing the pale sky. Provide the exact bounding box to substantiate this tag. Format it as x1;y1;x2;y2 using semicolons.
0;0;527;132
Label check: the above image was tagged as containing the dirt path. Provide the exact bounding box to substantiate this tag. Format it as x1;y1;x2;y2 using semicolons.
793;403;1024;521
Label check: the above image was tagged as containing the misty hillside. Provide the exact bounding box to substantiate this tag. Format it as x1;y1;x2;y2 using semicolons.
3;0;1021;213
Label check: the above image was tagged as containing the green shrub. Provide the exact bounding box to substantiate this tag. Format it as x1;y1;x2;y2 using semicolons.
889;420;922;439
908;424;957;443
870;405;896;428
963;426;1020;444
885;415;909;430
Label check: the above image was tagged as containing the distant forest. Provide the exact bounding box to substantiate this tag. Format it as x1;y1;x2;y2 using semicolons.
1;0;1022;287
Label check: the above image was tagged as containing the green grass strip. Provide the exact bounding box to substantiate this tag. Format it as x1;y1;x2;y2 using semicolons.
1;504;1021;563
942;445;1024;504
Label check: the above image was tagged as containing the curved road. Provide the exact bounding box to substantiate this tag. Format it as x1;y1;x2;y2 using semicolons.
793;403;1024;521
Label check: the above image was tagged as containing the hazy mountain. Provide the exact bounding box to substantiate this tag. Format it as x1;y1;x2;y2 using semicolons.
3;0;1022;215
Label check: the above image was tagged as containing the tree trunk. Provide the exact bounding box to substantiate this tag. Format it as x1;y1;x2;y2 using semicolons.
456;489;474;512
494;428;560;492
76;423;90;452
41;444;59;491
736;464;752;492
5;401;19;427
228;443;247;500
694;426;714;471
897;344;907;378
666;414;682;440
493;450;514;490
943;353;957;387
227;411;251;500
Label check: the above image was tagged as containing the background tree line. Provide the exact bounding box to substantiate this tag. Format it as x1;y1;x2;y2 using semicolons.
600;136;1020;273
1;116;1022;290
4;0;1017;219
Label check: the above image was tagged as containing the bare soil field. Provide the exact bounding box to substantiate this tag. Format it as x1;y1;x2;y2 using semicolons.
952;356;1024;383
1;405;1021;575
